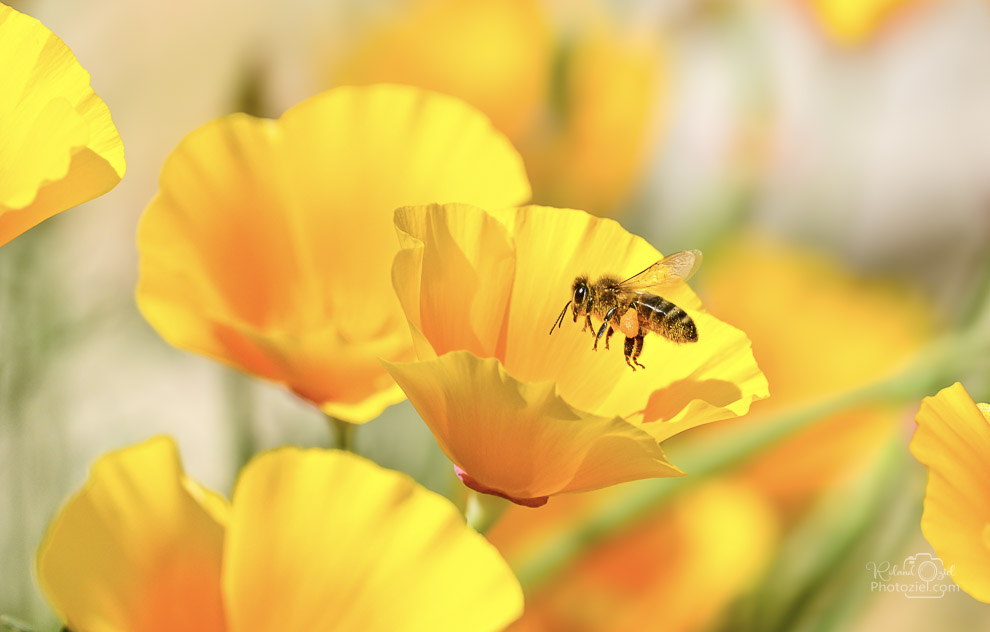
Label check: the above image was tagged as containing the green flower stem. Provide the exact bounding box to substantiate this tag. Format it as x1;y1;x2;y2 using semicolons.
514;328;987;592
742;437;915;632
0;615;35;632
329;416;356;452
0;225;68;626
223;369;258;472
780;475;923;632
465;490;511;534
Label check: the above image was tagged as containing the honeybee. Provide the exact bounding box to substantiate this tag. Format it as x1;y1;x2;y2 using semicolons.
549;250;702;370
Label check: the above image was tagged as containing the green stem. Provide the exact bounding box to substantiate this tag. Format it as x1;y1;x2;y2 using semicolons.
223;370;257;473
465;491;511;534
514;329;986;591
0;615;36;632
0;225;66;625
329;416;355;452
746;438;910;632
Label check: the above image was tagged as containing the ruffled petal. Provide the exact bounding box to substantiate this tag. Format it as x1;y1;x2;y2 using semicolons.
223;448;522;632
385;351;680;504
393;203;516;360
138;85;529;423
911;383;990;603
491;206;767;435
394;203;767;439
390;203;765;500
36;437;227;632
0;4;124;245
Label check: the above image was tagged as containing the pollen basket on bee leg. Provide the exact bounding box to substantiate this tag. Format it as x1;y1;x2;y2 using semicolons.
619;307;639;338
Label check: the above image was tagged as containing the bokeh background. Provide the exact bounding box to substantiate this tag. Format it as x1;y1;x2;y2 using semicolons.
2;0;990;629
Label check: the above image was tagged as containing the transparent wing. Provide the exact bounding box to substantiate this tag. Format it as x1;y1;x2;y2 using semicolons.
618;249;702;292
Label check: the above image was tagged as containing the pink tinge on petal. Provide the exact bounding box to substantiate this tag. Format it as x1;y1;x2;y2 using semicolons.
454;464;549;508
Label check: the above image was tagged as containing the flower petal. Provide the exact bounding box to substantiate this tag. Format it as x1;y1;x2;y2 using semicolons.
911;383;990;603
803;0;923;46
491;206;767;435
138;85;529;423
526;19;663;215
0;4;125;246
334;0;553;141
498;206;766;437
223;448;522;632
498;480;778;632
393;203;516;361
385;351;680;503
395;203;767;440
36;437;227;632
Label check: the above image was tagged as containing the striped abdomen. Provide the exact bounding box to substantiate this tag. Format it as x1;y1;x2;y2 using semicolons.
636;294;698;343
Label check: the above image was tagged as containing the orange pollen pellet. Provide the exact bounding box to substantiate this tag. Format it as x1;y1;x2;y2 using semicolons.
619;307;639;337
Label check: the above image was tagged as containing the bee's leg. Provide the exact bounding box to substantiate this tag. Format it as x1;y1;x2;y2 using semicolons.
623;336;636;370
605;326;615;350
632;334;646;369
582;314;594;335
593;306;619;350
593;321;607;350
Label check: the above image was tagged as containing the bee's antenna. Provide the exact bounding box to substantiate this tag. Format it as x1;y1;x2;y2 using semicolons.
549;301;571;335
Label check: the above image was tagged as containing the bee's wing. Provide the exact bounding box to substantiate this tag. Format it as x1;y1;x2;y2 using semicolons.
618;249;702;292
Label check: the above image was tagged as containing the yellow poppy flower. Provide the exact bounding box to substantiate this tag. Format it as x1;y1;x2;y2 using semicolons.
336;0;552;142
524;20;664;215
37;436;524;631
492;480;778;632
0;3;125;246
477;237;928;627
333;0;663;216
386;203;768;506
798;0;929;46
702;237;932;509
911;382;990;603
137;85;530;423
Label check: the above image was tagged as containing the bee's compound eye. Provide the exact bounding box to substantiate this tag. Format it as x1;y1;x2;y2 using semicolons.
574;286;586;303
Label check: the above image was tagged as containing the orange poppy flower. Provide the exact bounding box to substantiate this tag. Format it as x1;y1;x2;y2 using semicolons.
386;203;768;506
137;85;530;423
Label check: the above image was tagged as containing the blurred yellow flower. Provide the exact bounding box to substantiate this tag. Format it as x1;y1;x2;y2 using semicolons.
525;21;665;215
137;84;529;423
798;0;929;46
0;3;125;247
386;203;767;506
333;0;663;216
336;0;552;142
492;480;778;632
702;237;931;508
37;436;524;631
911;382;990;603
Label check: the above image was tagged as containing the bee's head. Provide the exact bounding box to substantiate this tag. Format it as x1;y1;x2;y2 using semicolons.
550;275;591;336
571;276;590;320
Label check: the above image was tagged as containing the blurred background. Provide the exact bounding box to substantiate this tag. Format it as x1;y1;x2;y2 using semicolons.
2;0;990;629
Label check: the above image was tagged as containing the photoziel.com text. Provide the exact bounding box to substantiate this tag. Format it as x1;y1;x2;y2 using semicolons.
867;553;960;599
